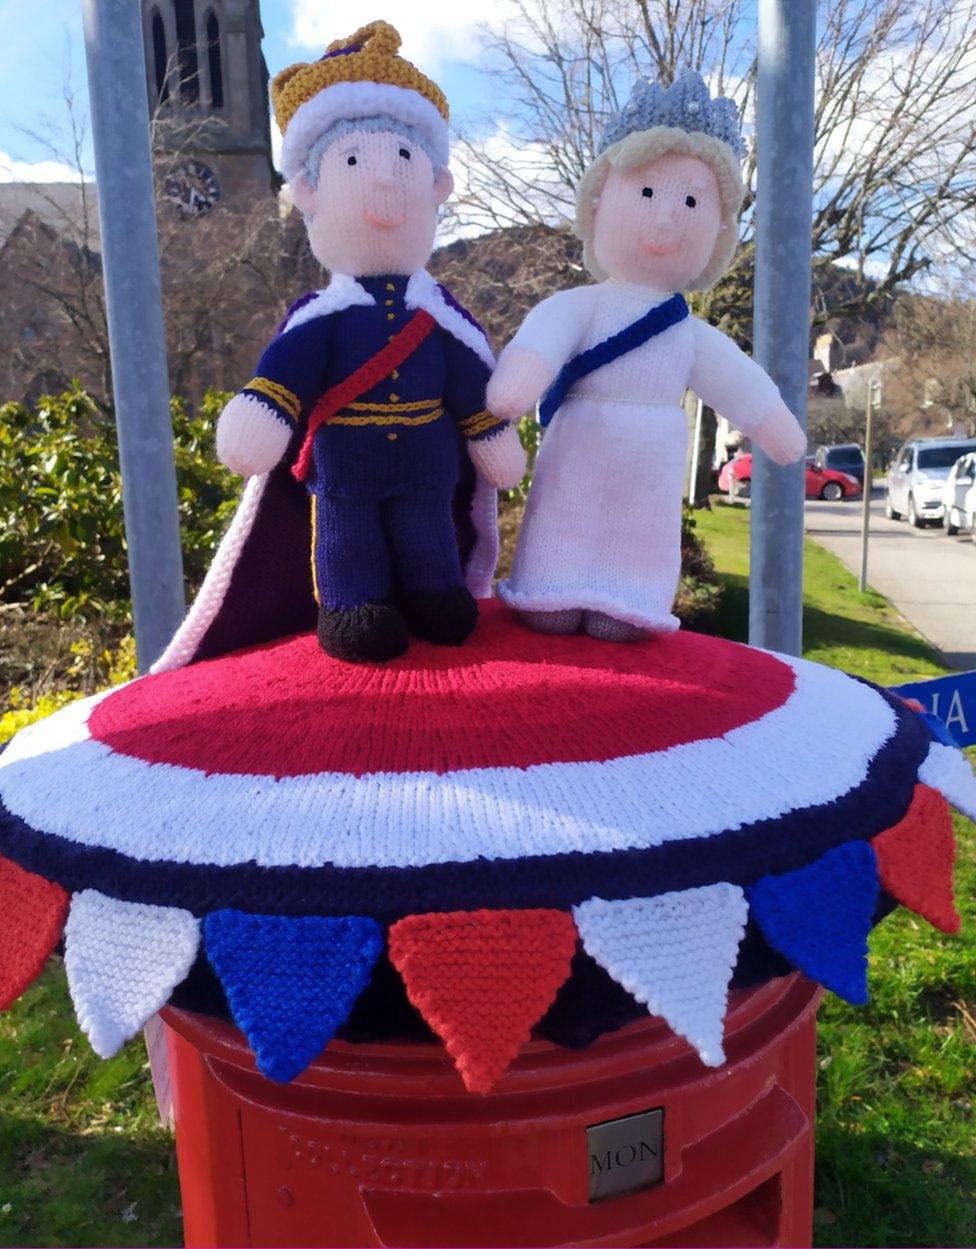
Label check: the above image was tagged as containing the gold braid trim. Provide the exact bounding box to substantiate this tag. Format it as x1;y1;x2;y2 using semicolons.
330;406;444;428
244;377;301;422
345;399;441;413
459;410;504;439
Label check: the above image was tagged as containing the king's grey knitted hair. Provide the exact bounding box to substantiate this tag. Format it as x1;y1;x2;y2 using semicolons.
303;115;444;187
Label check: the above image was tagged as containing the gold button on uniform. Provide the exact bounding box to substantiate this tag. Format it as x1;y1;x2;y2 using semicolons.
387;432;398;441
385;299;394;307
389;392;400;402
387;312;395;321
386;282;395;291
391;369;400;380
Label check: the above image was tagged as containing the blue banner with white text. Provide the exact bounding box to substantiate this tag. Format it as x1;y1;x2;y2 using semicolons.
891;671;976;748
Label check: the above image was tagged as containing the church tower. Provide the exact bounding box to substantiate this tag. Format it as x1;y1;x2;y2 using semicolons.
141;0;276;213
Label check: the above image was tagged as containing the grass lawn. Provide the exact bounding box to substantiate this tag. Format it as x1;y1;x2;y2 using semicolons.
696;502;975;1249
0;503;972;1247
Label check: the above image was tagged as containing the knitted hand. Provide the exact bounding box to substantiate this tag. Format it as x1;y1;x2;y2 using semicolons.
216;394;293;478
486;347;556;423
468;423;527;489
753;400;807;466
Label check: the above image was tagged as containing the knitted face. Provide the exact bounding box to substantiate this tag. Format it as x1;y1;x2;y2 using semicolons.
591;152;722;291
292;127;453;276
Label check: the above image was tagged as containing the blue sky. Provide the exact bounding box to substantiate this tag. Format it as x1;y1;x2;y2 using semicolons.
0;0;508;180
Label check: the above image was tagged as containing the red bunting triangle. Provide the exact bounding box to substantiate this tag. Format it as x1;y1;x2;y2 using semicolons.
388;909;577;1093
873;784;959;934
0;854;69;1009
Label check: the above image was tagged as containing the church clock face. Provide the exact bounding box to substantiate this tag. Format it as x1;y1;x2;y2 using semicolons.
164;160;221;216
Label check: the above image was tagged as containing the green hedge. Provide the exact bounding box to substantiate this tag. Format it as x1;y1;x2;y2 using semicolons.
0;387;238;622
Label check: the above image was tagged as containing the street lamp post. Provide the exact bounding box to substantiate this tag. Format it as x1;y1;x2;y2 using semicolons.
749;0;817;656
859;377;882;592
82;0;185;670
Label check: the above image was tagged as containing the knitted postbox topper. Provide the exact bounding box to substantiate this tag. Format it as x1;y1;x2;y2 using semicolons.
0;602;970;1091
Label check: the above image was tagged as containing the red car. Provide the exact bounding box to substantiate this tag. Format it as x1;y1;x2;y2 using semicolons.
717;454;861;501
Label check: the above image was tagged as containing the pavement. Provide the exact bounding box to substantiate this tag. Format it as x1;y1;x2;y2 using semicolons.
804;487;976;671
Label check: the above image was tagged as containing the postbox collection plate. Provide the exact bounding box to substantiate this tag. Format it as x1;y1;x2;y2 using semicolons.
586;1108;664;1202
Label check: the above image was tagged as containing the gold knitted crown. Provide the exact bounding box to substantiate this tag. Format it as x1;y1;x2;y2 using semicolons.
271;21;449;137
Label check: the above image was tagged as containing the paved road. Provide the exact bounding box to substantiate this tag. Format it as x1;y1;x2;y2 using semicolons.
804;489;976;671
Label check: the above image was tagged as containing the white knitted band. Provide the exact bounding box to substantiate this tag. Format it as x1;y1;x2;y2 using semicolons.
281;81;451;184
0;654;895;871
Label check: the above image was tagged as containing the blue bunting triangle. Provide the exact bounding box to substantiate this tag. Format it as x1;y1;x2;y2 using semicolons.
747;841;879;1004
204;911;383;1082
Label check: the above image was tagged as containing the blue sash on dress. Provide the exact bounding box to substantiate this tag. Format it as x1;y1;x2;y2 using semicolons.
538;292;689;427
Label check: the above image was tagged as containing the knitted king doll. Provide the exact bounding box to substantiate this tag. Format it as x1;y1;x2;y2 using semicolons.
216;22;526;663
488;72;807;641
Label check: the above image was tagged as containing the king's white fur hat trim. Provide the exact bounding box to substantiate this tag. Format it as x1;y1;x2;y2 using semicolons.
282;81;450;184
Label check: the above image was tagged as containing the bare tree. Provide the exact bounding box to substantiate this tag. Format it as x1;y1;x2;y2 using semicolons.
0;53;303;411
882;272;976;436
452;0;976;337
1;82;111;400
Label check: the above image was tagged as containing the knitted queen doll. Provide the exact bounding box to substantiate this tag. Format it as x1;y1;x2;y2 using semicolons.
489;72;807;641
216;22;525;663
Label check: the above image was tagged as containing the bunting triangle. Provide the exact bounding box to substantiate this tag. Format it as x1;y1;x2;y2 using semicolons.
204;911;383;1083
873;784;959;934
920;741;976;822
64;891;200;1057
0;854;69;1010
747;841;879;1004
573;885;748;1067
388;909;577;1093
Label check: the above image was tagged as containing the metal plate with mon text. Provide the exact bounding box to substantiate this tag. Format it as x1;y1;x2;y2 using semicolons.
587;1108;664;1202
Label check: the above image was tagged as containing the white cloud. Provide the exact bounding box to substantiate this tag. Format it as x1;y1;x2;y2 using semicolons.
444;122;570;241
287;0;508;70
0;150;83;184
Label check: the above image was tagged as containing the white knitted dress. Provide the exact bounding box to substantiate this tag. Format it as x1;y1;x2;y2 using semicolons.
497;280;783;630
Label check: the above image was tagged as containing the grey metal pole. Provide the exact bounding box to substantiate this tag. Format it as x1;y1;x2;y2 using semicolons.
858;379;880;591
748;0;816;655
82;0;185;670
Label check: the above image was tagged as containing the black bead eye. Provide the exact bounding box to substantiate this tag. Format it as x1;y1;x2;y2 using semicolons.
642;186;653;199
685;194;697;207
398;147;411;160
346;154;357;166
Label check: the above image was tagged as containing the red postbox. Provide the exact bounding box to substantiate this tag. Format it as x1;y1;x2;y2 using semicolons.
162;973;821;1249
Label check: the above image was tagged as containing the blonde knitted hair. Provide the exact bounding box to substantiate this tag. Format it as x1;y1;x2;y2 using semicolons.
575;127;745;290
272;22;451;185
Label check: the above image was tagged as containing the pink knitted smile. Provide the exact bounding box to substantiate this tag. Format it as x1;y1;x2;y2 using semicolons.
639;240;681;256
364;209;406;228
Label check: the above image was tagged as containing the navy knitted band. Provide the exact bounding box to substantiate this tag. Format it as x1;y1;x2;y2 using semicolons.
0;688;928;920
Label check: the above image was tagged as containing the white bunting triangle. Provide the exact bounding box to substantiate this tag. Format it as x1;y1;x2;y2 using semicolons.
64;890;200;1058
920;742;976;822
573;884;748;1067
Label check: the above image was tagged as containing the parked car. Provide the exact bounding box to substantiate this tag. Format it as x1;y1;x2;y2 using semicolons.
814;443;865;486
942;451;976;537
885;437;976;527
717;453;860;500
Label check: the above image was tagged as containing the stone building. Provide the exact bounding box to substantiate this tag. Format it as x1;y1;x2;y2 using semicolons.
0;0;316;408
142;0;277;211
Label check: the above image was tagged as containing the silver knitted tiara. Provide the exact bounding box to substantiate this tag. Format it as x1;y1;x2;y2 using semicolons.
599;70;746;159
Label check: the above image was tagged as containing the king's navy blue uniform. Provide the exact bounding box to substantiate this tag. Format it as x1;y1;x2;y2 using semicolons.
239;275;501;610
